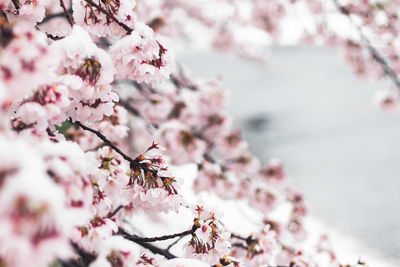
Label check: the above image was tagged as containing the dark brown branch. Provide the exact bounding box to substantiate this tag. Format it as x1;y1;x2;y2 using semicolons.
46;33;64;40
40;12;66;24
232;243;247;250
69;118;140;169
84;0;133;34
231;233;248;241
71;242;96;265
333;0;400;90
118;225;197;243
107;205;123;218
59;0;74;26
118;228;177;259
59;242;96;267
11;0;20;10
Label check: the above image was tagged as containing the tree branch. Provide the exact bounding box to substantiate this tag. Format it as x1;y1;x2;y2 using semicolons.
68;118;141;169
59;0;74;26
11;0;20;10
84;0;133;34
118;228;177;259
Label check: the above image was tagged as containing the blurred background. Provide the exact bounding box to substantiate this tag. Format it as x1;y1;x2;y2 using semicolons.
178;46;400;264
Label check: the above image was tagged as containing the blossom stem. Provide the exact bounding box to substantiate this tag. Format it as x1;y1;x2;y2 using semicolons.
84;0;133;34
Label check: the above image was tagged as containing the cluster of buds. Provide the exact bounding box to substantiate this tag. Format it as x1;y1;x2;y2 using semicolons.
129;142;178;195
75;57;102;85
212;255;240;267
145;41;168;69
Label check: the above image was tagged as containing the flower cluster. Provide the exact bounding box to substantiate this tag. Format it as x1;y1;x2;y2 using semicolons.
110;22;175;84
185;204;231;264
230;226;279;266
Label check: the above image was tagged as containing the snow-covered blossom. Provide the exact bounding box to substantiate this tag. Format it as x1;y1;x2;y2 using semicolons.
0;1;388;266
14;81;71;131
0;136;95;267
110;22;175;84
50;26;118;122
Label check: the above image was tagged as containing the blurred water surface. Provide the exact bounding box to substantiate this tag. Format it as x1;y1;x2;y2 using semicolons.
178;46;400;261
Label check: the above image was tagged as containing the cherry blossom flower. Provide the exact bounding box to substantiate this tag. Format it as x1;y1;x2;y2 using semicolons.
110;22;175;84
185;204;231;264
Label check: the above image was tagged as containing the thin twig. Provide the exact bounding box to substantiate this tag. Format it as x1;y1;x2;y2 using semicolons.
84;0;133;33
69;119;140;169
107;205;123;218
230;233;248;241
166;235;185;251
59;0;74;26
231;243;247;250
118;228;177;259
39;11;66;25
